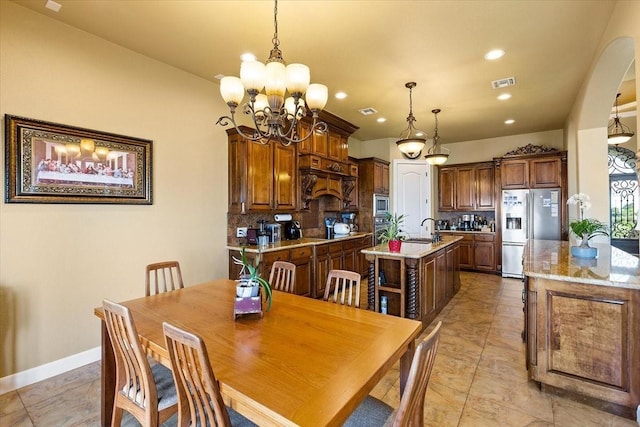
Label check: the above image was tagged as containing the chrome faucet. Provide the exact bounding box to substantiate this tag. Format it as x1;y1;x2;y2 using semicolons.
420;217;442;243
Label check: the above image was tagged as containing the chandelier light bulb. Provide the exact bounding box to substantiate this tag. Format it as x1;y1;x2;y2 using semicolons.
240;60;266;92
306;84;328;110
220;76;244;105
285;63;310;95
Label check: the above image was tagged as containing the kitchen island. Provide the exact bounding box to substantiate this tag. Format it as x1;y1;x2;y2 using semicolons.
361;235;462;328
523;239;639;419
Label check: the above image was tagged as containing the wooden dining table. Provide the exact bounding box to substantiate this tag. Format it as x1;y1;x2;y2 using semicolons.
94;279;422;426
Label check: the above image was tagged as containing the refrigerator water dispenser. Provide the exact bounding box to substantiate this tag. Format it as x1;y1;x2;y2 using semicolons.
505;217;522;230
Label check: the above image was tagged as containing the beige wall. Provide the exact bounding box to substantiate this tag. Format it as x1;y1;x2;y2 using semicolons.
0;2;230;376
565;1;639;225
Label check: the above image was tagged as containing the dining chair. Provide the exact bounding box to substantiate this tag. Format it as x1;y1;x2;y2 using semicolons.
269;261;296;293
323;269;361;308
343;321;443;427
145;261;183;296
162;322;257;427
102;299;178;427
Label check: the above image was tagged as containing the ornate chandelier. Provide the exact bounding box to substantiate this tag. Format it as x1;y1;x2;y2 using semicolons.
607;93;635;145
216;0;328;146
396;82;427;159
424;108;449;165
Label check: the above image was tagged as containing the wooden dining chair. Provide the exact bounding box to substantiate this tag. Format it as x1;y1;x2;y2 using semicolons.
162;322;257;427
322;269;361;308
102;299;178;427
269;261;296;293
145;261;183;296
344;321;443;427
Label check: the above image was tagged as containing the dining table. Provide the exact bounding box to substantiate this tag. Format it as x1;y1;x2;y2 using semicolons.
94;279;422;426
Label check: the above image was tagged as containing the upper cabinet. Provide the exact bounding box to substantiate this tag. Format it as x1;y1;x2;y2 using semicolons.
227;127;297;213
438;162;495;212
297;111;358;209
496;147;567;189
359;158;390;196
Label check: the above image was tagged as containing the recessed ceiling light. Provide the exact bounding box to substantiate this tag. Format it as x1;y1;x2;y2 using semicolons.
335;92;347;100
504;119;515;125
214;74;225;80
484;49;505;60
376;117;387;123
497;93;512;101
240;53;256;61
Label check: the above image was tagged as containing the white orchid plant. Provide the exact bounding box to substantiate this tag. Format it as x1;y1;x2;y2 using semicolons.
566;193;608;247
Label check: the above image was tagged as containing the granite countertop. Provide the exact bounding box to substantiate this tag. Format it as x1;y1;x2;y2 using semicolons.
226;232;373;253
523;239;640;289
360;235;463;259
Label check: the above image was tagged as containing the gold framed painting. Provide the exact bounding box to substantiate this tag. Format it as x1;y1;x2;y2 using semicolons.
4;115;152;204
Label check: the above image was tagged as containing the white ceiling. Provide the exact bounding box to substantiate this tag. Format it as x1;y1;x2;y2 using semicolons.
10;0;635;143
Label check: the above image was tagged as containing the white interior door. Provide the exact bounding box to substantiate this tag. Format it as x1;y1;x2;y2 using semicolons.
393;160;431;239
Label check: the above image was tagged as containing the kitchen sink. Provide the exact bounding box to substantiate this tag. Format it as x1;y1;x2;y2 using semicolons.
403;238;433;244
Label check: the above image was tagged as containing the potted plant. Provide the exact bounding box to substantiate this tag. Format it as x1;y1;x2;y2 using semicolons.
566;193;609;258
378;212;407;252
232;248;273;311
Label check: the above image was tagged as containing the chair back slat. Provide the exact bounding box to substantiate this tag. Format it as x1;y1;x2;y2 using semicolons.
103;299;178;426
269;261;296;293
323;269;361;307
392;321;442;427
163;322;232;427
146;261;184;296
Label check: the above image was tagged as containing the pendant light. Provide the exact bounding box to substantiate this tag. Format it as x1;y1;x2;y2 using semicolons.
424;109;449;165
607;93;634;145
217;0;328;146
396;82;427;159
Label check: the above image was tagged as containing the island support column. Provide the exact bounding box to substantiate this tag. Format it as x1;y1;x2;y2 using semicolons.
405;258;418;320
365;254;376;311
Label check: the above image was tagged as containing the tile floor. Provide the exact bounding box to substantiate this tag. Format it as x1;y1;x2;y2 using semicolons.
1;272;637;426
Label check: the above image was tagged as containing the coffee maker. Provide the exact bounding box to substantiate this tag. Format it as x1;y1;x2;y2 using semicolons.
461;214;473;231
284;220;302;240
341;212;358;233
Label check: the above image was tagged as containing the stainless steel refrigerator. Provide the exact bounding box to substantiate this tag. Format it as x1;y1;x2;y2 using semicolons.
501;188;561;278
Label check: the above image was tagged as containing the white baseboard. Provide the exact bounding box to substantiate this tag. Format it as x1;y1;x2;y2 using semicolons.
0;346;101;395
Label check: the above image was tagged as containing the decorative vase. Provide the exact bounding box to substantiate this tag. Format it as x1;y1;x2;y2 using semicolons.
570;234;598;259
388;240;402;252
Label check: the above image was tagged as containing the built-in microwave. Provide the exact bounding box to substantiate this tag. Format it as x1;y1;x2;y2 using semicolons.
373;194;390;217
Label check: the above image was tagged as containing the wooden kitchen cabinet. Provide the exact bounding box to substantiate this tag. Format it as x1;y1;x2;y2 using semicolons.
473;233;496;272
438;167;456;211
498;150;566;190
290;246;313;296
359;158;390;196
500;159;529;189
454;166;475;211
525;273;640;418
529;157;562;188
417;240;461;326
297;112;358;209
313;241;343;298
342;239;357;273
438;162;495;211
227;127;296;213
446;232;496;272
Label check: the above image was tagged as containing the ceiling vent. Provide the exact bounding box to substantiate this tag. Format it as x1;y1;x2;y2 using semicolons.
358;107;378;116
491;77;517;89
